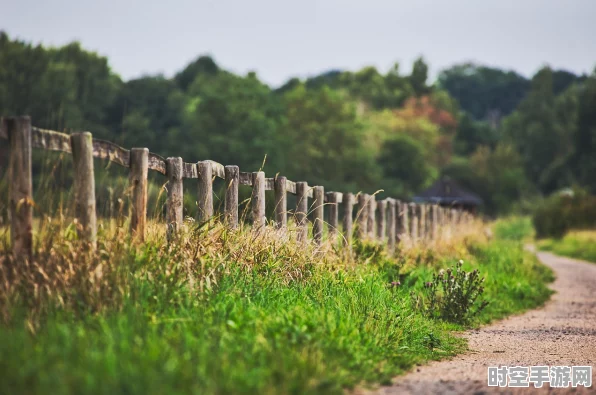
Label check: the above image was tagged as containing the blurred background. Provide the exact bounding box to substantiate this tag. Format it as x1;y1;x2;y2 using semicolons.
1;0;595;232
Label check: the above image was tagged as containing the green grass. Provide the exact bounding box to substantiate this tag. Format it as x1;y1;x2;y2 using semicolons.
538;230;596;263
492;216;534;242
0;225;554;395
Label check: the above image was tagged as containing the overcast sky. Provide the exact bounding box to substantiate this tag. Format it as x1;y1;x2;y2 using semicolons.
3;0;596;87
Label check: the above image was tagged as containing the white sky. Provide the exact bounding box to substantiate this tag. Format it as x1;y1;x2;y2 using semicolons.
3;0;596;87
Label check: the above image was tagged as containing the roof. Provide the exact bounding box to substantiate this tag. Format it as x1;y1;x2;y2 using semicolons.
413;177;483;206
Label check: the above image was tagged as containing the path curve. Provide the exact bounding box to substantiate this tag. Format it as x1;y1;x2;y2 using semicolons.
369;251;596;394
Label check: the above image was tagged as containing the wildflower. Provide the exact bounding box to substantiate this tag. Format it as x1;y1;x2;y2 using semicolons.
390;281;401;287
425;281;432;288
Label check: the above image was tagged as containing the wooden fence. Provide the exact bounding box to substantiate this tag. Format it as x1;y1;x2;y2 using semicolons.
0;116;473;257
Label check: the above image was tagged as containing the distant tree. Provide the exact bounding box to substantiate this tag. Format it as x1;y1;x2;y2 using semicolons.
572;70;596;192
438;63;530;120
409;57;430;97
175;55;219;91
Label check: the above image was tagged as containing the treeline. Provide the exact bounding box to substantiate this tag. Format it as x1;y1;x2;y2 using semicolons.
1;31;595;215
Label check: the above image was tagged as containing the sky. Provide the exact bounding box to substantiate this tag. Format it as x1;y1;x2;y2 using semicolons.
3;0;596;87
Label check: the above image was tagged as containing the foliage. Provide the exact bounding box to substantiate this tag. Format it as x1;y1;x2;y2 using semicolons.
538;231;596;263
1;32;596;216
413;260;488;325
533;188;596;239
492;216;534;241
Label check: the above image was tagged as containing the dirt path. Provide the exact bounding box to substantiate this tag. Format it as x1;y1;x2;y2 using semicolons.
368;250;596;394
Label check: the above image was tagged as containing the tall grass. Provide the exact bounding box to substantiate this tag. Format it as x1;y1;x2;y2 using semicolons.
538;230;596;263
0;152;554;394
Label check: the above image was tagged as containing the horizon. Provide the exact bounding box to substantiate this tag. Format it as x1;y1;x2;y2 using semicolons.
3;0;596;87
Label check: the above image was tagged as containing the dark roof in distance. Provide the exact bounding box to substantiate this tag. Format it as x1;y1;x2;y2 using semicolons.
413;177;483;206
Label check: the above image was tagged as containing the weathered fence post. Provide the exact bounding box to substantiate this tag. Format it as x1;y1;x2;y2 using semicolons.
410;203;418;244
420;204;426;242
295;182;309;242
399;200;409;242
313;186;324;245
342;192;354;245
129;147;148;240
71;132;97;248
252;171;266;229
5;116;33;258
377;199;387;242
357;193;368;240
274;175;287;230
166;157;183;241
367;196;376;240
326;192;339;243
387;199;396;253
197;161;213;224
224;165;239;229
432;204;438;241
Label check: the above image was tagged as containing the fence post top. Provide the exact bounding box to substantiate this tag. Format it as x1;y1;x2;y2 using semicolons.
132;147;149;153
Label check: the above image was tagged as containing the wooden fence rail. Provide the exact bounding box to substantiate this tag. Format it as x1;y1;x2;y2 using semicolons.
0;116;474;256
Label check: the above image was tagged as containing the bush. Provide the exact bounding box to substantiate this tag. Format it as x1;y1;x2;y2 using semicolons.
412;260;488;325
533;188;596;239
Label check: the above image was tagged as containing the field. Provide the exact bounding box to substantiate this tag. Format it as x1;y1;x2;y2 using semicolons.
0;214;554;394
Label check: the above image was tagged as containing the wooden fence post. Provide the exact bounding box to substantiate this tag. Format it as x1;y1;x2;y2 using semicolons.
367;196;376;240
342;192;354;245
399;200;408;242
197;161;213;224
166;157;183;241
252;171;266;229
432;204;438;241
5;116;33;258
224;165;239;229
129;147;148;240
357;193;368;240
295;182;309;242
387;199;396;253
326;192;339;243
71;132;97;248
377;199;386;242
410;203;418;244
274;175;287;230
313;186;324;245
418;204;426;242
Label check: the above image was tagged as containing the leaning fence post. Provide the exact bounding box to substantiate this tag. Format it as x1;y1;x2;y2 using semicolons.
166;157;183;241
326;192;339;243
224;165;239;229
342;192;354;245
5;116;33;258
377;199;387;242
197;161;213;224
313;186;324;245
71;132;97;248
295;182;309;242
387;199;396;253
129;147;148;240
274;175;287;230
357;193;368;240
252;171;266;230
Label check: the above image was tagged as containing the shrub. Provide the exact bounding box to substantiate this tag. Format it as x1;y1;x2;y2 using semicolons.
412;260;488;325
533;188;596;239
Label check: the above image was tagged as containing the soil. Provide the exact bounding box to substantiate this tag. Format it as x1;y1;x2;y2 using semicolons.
361;250;596;394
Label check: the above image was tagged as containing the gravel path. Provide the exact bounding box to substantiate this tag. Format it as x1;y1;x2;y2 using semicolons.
367;250;596;394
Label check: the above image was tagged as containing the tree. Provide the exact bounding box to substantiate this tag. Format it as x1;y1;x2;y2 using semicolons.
409;57;430;97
